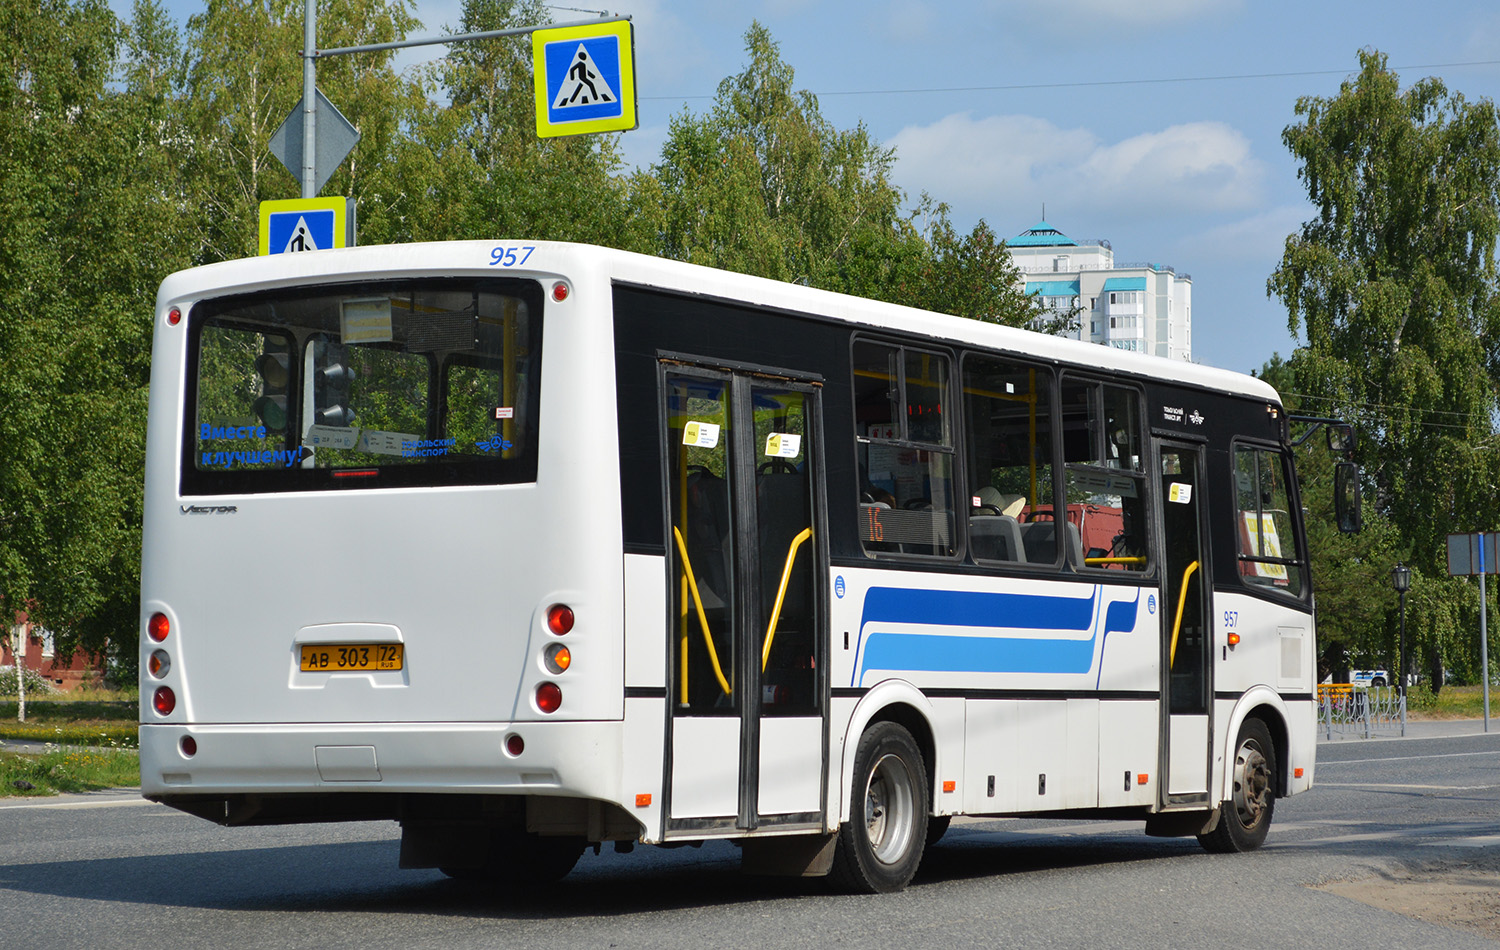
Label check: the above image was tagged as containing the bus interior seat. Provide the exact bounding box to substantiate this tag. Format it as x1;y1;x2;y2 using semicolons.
1019;519;1083;566
970;514;1025;563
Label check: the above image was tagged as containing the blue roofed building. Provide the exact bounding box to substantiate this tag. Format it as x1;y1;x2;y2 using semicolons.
1008;220;1192;362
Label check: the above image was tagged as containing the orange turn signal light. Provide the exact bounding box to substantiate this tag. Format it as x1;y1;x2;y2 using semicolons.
1294;767;1305;778
635;793;652;808
1226;632;1241;646
942;780;956;793
1137;773;1150;786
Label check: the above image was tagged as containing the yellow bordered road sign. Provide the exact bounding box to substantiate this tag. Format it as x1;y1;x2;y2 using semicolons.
532;19;637;138
259;197;348;256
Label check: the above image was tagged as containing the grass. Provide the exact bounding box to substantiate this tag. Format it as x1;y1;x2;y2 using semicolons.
0;697;138;748
0;745;140;796
1411;684;1499;720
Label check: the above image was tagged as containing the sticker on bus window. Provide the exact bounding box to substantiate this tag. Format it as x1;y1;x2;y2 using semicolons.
494;407;514;420
303;424;360;450
1168;482;1193;504
360;429;418;456
683;421;720;448
765;432;801;459
340;297;394;344
1244;512;1289;579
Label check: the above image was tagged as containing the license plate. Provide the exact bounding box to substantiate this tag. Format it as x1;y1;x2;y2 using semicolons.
299;643;404;672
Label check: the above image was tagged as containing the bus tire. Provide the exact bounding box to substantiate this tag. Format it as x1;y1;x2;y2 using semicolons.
1197;718;1275;854
830;721;929;893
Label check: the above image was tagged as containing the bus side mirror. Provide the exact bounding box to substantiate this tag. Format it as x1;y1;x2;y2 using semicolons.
1335;461;1362;533
1327;424;1356;458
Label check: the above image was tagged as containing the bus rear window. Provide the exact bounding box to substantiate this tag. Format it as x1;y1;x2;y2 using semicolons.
182;279;542;494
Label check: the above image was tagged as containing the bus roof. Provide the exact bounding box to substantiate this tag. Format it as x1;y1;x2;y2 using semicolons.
157;240;1281;406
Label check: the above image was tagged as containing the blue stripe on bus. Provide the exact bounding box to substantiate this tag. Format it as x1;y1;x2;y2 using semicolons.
852;584;1142;685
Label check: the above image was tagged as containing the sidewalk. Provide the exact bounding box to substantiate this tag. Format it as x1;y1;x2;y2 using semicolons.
1318;717;1499;742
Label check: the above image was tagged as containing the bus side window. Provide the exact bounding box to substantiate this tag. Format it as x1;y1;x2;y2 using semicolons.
961;354;1056;566
1058;377;1148;572
1234;446;1305;596
852;340;955;557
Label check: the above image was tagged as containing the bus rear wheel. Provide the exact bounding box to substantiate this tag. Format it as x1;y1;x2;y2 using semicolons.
1198;718;1275;854
830;721;929;893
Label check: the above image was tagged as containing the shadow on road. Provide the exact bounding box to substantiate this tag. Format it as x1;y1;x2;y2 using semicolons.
0;822;1217;918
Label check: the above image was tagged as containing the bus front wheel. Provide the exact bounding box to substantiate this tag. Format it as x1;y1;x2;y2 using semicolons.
830;721;929;893
1197;718;1276;854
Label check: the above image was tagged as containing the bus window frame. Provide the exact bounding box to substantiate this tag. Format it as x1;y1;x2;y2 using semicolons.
1230;439;1311;605
1058;373;1154;576
957;348;1068;572
850;335;959;561
179;277;544;496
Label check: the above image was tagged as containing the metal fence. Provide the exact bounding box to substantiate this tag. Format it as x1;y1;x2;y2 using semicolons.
1318;685;1407;738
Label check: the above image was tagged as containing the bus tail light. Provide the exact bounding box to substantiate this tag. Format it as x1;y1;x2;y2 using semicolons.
149;650;171;678
536;682;562;714
551;281;570;302
505;734;524;756
546;604;574;635
153;686;176;716
544;644;571;674
180;736;197;757
148;612;170;642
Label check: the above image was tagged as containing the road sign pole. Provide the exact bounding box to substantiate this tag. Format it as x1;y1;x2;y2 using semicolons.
301;0;317;199
1483;538;1491;732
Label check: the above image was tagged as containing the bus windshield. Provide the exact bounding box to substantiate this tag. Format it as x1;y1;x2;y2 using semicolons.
182;277;542;494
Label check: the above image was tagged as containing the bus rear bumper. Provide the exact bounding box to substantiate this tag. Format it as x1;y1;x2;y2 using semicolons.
139;720;626;802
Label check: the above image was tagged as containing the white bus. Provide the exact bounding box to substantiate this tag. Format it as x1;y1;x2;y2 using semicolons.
141;241;1328;892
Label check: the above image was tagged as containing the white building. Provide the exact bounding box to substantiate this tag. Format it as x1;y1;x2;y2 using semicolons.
1009;220;1192;362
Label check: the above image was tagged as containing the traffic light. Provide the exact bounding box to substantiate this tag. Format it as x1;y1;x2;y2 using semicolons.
252;339;291;433
313;337;357;428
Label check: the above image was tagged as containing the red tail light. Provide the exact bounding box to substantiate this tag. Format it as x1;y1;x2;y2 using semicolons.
153;686;176;716
546;604;574;635
505;734;525;756
148;612;170;642
536;683;562;714
180;736;197;757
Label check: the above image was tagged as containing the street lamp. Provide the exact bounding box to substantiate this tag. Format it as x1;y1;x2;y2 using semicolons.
1392;563;1411;724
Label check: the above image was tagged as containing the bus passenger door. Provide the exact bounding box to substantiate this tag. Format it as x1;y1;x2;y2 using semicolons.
663;367;827;835
1157;441;1212;806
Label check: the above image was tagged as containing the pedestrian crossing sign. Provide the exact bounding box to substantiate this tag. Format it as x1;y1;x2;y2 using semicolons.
532;19;637;138
259;197;349;256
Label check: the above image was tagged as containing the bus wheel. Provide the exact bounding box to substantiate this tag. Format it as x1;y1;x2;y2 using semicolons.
831;721;929;893
1198;718;1275;854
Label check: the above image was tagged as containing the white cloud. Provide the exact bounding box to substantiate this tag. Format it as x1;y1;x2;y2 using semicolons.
889;112;1265;225
982;0;1241;28
1179;205;1311;263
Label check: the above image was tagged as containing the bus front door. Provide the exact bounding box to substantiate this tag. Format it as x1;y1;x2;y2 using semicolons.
1157;441;1213;806
663;367;827;835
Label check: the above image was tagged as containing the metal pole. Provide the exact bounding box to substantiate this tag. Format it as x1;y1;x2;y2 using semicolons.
1483;561;1491;733
301;0;317;199
312;16;624;58
1398;587;1407;736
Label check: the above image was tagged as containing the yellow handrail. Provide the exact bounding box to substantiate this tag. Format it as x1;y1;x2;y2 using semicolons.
671;526;733;696
1169;560;1201;667
1084;555;1148;566
762;527;813;671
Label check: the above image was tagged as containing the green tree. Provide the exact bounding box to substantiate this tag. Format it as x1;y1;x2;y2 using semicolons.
0;0;195;671
1270;50;1500;680
375;0;647;249
649;23;1046;329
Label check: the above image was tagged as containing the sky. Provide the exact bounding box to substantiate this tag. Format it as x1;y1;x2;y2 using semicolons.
111;0;1500;376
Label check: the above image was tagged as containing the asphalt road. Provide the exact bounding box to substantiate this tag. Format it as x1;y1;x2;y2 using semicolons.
1;725;1497;950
